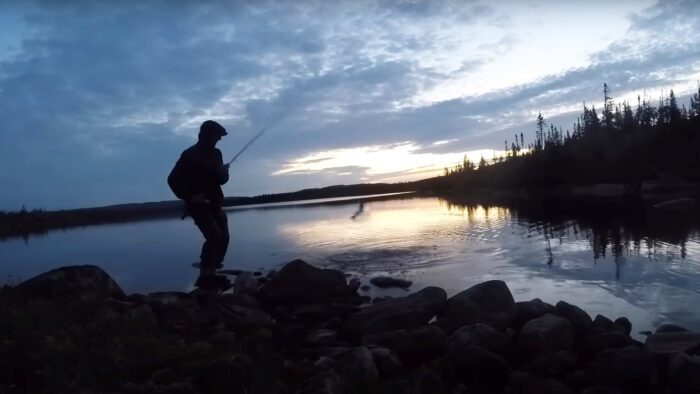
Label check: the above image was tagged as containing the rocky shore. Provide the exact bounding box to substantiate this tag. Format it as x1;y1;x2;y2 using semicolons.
2;260;700;394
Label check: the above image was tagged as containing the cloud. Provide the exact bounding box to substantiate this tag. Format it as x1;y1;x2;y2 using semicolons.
1;0;699;209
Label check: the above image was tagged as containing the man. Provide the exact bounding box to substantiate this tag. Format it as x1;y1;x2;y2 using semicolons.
168;120;230;287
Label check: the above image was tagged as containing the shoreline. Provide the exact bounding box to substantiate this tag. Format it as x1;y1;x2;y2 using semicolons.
3;260;700;393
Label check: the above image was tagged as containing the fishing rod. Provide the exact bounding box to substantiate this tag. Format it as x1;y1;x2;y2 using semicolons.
226;111;288;166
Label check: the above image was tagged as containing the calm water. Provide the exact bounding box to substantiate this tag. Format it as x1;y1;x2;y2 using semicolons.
3;194;700;336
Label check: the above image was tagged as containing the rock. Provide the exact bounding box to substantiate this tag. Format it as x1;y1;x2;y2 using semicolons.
313;356;334;371
449;323;511;353
369;347;402;378
564;370;589;393
292;303;360;327
348;278;361;292
592;314;616;331
522;350;577;377
509;371;574;394
514;298;556;329
217;304;275;334
257;277;269;285
305;329;339;346
364;325;448;365
360;285;371;292
126;304;157;330
234;272;259;295
369;276;413;289
555;301;592;331
343;286;446;337
253;271;262;277
408;367;446;394
585;332;636;354
613;317;631;335
13;265;125;300
266;270;277;278
518;313;574;354
258;260;353;305
372;296;393;304
441;280;516;331
335;347;379;392
645;331;700;356
209;330;238;352
667;353;700;393
586;346;655;389
655;323;688;334
580;386;621;394
220;293;261;309
449;345;511;391
147;291;188;306
297;370;342;394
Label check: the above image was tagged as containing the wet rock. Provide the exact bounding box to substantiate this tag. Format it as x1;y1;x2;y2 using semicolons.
343;286;446;337
372;296;393;304
645;331;700;356
409;367;447;394
297;370;342;394
369;347;402;378
667;353;700;393
13;265;125;300
258;259;352;305
655;323;688;334
364;325;448;365
613;317;631;335
441;280;516;332
360;285;371;292
266;270;277;278
514;298;556;329
147;291;188;306
335;347;379;392
518;313;574;354
234;272;259;295
253;271;262;277
449;323;511;353
555;301;592;331
369;276;413;289
257;277;269;285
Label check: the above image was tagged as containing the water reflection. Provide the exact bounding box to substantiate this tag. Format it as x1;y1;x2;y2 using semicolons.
3;195;700;335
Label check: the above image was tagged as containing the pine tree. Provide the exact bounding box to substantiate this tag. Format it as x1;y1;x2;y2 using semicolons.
603;83;614;131
669;89;680;123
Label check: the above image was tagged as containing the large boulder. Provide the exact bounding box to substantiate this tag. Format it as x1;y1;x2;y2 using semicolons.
13;265;125;301
514;298;556;329
554;301;592;332
440;280;516;331
258;260;353;305
518;313;574;354
586;345;656;390
449;323;511;353
335;347;379;392
449;345;511;391
343;286;446;337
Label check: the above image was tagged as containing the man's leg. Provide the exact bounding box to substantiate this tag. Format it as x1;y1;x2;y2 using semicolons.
191;205;223;275
213;208;229;266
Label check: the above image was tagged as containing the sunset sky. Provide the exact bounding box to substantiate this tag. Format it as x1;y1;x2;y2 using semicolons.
1;0;699;210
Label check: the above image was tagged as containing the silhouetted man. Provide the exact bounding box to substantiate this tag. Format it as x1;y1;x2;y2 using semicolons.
168;120;230;286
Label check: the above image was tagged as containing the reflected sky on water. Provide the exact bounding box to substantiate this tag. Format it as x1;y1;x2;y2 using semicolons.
2;195;700;336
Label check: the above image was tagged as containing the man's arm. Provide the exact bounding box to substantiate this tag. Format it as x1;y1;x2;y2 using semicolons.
215;149;229;185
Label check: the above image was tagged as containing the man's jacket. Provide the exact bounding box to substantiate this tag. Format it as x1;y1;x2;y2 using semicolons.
168;143;229;207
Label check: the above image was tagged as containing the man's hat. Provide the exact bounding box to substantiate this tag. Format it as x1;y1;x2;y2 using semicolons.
199;120;227;138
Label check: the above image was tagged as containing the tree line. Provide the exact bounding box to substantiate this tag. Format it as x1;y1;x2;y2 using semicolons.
443;82;700;190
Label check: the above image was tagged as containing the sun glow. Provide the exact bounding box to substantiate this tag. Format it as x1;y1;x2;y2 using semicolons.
273;141;510;182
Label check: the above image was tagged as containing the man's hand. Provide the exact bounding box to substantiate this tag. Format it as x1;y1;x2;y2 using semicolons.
190;193;210;205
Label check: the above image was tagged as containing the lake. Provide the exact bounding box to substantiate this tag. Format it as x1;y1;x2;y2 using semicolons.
2;193;700;337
